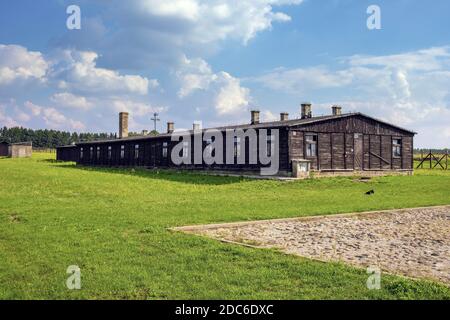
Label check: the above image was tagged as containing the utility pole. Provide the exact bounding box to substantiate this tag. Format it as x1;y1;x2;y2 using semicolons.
151;112;160;133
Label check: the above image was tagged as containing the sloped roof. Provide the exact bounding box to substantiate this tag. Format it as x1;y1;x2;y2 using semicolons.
74;112;416;146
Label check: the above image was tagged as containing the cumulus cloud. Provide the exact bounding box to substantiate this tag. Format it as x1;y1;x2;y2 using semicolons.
177;56;250;116
0;44;48;85
57;0;303;70
215;72;250;115
49;50;153;96
50;92;93;110
177;56;218;98
111;100;167;117
251;46;450;147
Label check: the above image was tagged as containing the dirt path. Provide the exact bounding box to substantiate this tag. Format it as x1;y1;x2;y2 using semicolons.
174;206;450;285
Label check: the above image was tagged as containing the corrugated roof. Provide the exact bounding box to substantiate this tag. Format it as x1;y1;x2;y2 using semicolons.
74;112;416;146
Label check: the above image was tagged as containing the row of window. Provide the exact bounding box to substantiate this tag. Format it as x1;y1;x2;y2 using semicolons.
80;137;276;161
80;143;169;160
304;135;402;157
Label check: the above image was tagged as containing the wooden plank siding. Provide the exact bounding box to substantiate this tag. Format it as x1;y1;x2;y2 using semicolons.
57;113;414;175
289;114;414;172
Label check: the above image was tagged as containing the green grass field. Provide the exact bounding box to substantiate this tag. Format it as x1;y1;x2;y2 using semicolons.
1;153;449;300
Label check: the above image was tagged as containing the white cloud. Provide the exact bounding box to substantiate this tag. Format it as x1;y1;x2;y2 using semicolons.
253;66;354;93
177;56;218;97
111;99;167;117
24;101;42;116
177;56;250;116
121;0;302;45
251;46;450;147
0;104;20;127
50;50;153;96
261;110;278;122
50;92;93;110
0;44;48;85
215;72;250;115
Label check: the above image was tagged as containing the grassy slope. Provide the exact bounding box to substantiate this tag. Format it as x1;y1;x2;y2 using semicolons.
0;153;449;300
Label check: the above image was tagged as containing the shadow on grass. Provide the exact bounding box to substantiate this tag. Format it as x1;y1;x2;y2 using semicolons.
39;159;66;163
52;163;250;186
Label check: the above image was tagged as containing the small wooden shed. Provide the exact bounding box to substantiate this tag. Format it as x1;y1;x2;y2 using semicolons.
0;141;33;158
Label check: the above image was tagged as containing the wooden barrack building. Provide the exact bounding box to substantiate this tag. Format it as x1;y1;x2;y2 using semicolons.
57;105;415;178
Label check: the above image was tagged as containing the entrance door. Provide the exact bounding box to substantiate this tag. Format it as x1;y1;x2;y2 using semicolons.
354;133;363;170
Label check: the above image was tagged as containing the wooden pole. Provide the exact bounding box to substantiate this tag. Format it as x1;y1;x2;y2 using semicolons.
429;150;432;169
421;150;424;168
445;150;448;170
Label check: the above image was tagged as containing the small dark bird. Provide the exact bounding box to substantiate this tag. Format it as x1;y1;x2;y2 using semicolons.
365;189;375;195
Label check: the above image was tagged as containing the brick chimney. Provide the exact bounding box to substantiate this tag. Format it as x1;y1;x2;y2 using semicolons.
119;112;129;138
332;105;342;116
251;110;260;125
193;122;201;131
301;103;312;119
280;112;289;121
167;122;174;134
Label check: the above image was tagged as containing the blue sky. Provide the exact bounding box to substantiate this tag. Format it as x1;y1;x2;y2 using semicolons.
0;0;449;147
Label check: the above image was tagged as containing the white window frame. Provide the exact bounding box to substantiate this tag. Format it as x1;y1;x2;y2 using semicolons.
393;138;402;158
162;142;168;158
120;145;125;159
134;144;139;159
305;134;317;157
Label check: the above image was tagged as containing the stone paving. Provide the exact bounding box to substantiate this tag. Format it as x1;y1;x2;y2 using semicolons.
176;206;450;285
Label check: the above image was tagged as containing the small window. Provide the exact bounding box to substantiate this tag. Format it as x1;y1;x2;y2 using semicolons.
90;147;94;159
305;134;317;157
108;146;112;160
134;144;139;159
96;146;100;160
234;137;241;157
182;142;189;158
162;142;168;158
120;145;125;159
80;147;84;159
393;138;402;157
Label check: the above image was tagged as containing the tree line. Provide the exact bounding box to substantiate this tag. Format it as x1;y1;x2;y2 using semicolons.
0;126;160;148
0;126;117;148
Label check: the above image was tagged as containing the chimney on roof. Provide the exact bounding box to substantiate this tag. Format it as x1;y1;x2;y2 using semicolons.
280;112;289;121
167;122;174;134
119;112;129;138
193;122;201;131
332;105;342;116
251;110;260;125
301;103;312;119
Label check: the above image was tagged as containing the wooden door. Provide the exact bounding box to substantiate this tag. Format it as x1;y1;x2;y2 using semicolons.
354;133;363;170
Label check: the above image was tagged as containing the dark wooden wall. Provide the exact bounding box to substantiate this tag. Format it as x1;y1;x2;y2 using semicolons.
289;115;414;171
64;127;291;173
58;115;414;174
0;143;8;156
